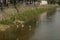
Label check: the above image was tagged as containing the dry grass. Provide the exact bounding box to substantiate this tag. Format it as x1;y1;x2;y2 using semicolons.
0;24;10;31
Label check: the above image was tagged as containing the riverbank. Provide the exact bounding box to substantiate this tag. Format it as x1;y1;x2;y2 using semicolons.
0;5;58;31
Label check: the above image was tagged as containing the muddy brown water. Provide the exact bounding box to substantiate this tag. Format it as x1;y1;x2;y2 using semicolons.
0;8;60;40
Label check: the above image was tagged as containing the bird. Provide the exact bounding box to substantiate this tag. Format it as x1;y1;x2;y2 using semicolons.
16;25;19;28
13;20;25;24
29;25;32;31
21;24;24;28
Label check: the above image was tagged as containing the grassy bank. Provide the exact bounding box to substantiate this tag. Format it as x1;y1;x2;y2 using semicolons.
0;5;57;25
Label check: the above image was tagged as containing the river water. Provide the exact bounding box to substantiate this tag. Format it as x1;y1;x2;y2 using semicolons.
29;8;60;40
0;8;60;40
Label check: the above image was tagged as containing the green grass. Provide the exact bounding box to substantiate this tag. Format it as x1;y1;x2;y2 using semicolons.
0;6;57;25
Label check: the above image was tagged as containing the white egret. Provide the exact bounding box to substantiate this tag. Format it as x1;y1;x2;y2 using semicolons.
29;25;32;30
16;25;19;28
21;24;24;28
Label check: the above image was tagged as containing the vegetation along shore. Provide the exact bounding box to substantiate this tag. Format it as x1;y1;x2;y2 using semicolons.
0;5;58;31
